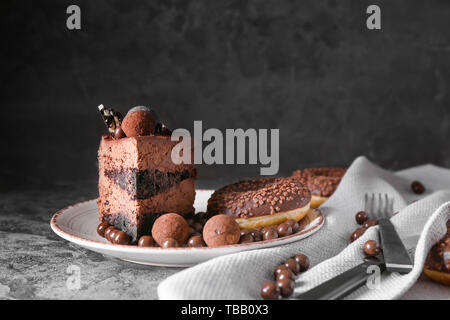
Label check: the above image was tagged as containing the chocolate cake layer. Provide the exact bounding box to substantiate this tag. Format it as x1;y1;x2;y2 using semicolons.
97;134;196;241
104;167;196;200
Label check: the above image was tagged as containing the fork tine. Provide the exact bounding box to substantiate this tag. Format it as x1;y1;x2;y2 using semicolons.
370;193;375;216
378;193;383;217
384;194;389;218
364;193;368;212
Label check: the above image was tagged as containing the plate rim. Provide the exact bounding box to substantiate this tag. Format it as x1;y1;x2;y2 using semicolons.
50;192;324;253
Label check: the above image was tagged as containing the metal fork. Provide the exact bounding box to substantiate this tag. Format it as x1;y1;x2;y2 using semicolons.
365;193;413;273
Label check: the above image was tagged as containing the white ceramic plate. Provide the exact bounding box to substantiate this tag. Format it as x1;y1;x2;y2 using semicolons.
50;190;324;267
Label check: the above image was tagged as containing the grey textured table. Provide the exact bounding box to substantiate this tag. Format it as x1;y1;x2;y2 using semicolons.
0;183;183;300
1;183;448;300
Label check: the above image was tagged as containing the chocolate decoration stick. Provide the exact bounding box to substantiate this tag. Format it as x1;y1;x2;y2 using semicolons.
98;104;124;138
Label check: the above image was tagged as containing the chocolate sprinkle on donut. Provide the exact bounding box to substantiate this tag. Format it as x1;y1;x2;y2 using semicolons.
207;178;311;219
291;167;346;197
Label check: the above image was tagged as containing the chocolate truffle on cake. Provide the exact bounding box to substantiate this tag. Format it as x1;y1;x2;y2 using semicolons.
121;106;156;137
203;214;240;247
207;178;311;229
151;213;190;247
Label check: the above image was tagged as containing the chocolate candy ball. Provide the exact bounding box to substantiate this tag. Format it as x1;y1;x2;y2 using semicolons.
151;213;190;247
188;235;206;247
251;229;263;242
138;235;155;247
239;233;254;244
162;238;179;248
363;240;381;257
363;219;379;229
274;264;289;278
106;227;119;243
121;107;156;137
286;219;300;233
260;281;279;300
350;227;367;242
104;226;115;241
114;127;125;139
277;223;293;237
277;277;295;298
294;254;310;272
355;211;369;225
113;231;131;245
276;268;294;281
97;222;111;237
202;214;241;247
285;258;300;275
263;227;278;241
411;181;425;194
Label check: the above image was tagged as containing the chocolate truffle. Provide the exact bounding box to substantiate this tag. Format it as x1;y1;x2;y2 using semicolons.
202;214;240;247
121;107;156;137
151;213;190;247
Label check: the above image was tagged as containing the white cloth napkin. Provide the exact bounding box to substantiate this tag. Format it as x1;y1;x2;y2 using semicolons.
158;156;450;300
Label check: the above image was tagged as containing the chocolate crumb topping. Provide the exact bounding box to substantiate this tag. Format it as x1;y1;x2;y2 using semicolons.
207;178;311;218
291;167;346;197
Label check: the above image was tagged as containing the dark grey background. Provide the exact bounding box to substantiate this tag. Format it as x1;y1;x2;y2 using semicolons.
1;0;450;191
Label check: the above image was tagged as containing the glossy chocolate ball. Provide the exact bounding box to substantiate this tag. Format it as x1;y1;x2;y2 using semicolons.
260;281;280;300
113;231;131;245
263;227;278;241
286;219;300;233
294;254;310;272
355;211;369;225
251;229;263;242
363;240;382;257
188;235;206;247
363;219;379;229
239;233;254;244
285;258;300;275
138;235;155;247
97;222;111;237
162;238;179;248
274;264;289;278
277;223;293;237
276;277;295;298
411;181;425;194
276;268;294;281
350;227;367;242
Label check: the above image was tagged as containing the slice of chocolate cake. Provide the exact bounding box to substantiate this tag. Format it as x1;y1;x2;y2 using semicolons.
97;106;196;242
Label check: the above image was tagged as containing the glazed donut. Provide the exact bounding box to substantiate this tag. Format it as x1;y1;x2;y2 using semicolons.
207;178;311;230
291;168;346;207
423;220;450;286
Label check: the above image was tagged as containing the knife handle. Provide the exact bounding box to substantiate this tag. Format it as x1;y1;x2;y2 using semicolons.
295;261;385;300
